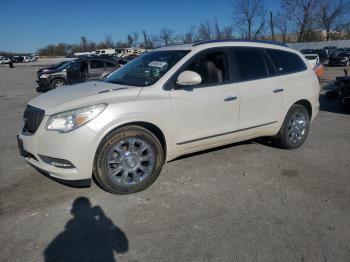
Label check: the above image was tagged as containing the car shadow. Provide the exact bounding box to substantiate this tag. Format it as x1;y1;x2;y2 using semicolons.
44;197;128;262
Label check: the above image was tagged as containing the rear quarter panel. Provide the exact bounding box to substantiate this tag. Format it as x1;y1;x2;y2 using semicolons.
283;66;320;122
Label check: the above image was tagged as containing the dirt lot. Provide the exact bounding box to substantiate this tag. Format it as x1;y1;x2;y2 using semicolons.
0;60;349;262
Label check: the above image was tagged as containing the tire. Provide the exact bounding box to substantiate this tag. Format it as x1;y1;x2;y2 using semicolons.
93;126;165;194
50;78;66;89
274;104;310;149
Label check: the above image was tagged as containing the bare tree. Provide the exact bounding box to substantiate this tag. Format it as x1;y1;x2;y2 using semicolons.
182;26;196;44
317;0;350;41
132;32;139;47
126;34;135;47
79;36;89;51
141;30;152;49
104;34;114;48
269;11;275;40
233;0;266;39
275;12;289;43
221;26;234;39
281;0;318;42
159;28;174;46
197;20;212;41
214;18;222;39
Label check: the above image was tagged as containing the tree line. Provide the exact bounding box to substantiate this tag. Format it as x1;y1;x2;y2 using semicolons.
38;0;350;56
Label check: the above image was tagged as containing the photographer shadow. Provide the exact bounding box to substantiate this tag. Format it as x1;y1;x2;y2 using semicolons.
44;197;128;262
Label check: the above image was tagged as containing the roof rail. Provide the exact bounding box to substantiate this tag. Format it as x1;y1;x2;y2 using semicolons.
192;39;288;47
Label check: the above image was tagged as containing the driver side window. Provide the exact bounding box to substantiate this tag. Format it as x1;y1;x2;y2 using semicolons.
184;51;228;86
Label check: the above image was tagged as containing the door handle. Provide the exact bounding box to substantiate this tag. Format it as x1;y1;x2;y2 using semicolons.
273;88;284;93
224;96;237;101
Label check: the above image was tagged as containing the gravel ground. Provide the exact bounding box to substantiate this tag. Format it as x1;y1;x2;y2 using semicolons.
0;59;349;262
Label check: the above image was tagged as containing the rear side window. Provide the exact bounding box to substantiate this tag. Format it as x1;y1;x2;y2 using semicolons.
90;60;105;69
262;51;276;76
105;62;116;68
233;48;268;81
266;49;306;74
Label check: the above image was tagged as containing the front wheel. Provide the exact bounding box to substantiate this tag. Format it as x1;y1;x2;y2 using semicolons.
50;78;66;89
93;126;164;194
274;104;310;149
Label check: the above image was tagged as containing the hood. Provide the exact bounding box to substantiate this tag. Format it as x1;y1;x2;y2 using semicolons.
37;68;59;75
28;81;142;115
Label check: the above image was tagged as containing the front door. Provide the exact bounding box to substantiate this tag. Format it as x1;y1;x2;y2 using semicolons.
169;49;239;147
66;60;83;84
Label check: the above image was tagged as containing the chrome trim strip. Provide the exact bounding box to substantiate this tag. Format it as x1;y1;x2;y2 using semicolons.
176;121;278;145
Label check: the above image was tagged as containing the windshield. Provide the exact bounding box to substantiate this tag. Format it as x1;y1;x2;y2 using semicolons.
105;50;190;87
56;61;73;71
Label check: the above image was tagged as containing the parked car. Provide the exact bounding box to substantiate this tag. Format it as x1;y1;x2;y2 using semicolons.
18;39;320;194
328;52;350;66
29;56;37;62
13;56;24;63
36;60;71;75
313;49;329;63
338;75;350;112
304;54;319;68
324;46;338;56
300;49;315;54
0;57;11;64
328;69;350;112
22;56;32;62
37;58;119;91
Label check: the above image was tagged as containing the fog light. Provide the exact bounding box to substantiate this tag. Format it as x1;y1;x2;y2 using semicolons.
39;155;75;169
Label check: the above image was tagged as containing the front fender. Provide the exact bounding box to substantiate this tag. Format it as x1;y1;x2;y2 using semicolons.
87;111;173;164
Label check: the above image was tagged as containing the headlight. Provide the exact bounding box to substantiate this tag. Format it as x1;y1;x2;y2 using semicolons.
46;104;107;132
40;74;49;78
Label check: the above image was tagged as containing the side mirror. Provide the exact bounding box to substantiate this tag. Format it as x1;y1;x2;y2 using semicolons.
176;70;202;86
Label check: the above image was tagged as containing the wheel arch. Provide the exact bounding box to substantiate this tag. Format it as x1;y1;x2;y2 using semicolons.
294;99;312;119
95;121;168;161
50;77;67;86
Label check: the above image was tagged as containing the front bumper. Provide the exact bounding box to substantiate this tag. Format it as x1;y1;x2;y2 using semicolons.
36;77;51;88
17;116;101;186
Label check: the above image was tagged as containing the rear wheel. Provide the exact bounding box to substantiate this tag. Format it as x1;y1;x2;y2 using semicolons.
50;78;66;89
93;126;164;194
274;104;310;149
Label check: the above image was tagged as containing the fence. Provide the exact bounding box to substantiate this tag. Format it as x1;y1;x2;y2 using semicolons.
288;40;350;51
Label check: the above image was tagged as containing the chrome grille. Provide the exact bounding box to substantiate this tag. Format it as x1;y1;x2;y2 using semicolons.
23;105;45;134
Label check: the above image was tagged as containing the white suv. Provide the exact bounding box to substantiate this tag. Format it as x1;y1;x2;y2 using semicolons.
17;40;320;194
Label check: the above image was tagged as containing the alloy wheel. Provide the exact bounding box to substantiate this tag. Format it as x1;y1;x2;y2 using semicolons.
287;111;307;144
105;138;156;186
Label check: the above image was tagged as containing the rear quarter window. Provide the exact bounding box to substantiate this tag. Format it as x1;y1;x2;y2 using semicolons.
266;49;307;75
105;62;117;68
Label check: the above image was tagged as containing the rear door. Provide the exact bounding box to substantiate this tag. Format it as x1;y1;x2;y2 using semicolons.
89;60;106;79
231;47;285;130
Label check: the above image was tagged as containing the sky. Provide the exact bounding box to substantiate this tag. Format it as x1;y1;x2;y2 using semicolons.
0;0;280;53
